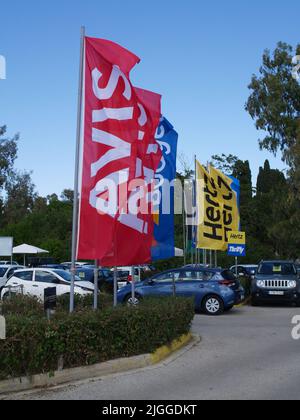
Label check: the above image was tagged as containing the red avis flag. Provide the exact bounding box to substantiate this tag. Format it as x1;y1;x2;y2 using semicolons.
77;37;162;265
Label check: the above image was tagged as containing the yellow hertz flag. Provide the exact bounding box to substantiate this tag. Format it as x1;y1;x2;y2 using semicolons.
196;161;240;251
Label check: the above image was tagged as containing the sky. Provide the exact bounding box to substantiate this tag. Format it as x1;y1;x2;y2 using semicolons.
0;0;299;197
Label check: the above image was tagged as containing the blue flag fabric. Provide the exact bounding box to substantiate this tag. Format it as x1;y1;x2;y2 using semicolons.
229;175;241;229
151;118;178;261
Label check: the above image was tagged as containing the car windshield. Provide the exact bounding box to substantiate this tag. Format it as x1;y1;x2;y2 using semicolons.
53;269;81;282
0;267;7;277
258;263;296;276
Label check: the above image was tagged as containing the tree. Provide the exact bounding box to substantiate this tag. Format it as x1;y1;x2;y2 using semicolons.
256;160;286;194
0;126;18;190
210;154;239;175
246;42;300;167
2;171;37;226
246;42;300;258
61;189;74;203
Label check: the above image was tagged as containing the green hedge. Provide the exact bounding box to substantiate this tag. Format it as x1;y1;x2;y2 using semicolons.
0;293;113;317
0;296;194;380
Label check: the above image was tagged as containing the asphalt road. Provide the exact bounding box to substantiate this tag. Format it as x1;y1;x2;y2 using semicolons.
7;305;300;400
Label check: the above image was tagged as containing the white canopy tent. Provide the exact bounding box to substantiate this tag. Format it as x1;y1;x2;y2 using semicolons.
13;244;49;266
175;248;184;257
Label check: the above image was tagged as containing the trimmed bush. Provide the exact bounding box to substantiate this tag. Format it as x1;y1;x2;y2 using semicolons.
56;293;113;312
0;296;194;380
0;294;44;318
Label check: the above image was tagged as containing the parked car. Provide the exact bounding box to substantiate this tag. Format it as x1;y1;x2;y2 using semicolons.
39;264;70;271
61;262;91;268
251;261;300;306
1;268;94;301
230;264;258;296
112;267;141;283
0;265;24;291
0;261;19;266
117;267;245;315
75;267;118;292
230;265;258;279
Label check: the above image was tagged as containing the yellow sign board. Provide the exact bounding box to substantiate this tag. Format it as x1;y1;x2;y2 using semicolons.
228;231;246;245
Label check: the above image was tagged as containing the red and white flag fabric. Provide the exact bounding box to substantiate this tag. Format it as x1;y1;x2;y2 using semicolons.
77;37;162;265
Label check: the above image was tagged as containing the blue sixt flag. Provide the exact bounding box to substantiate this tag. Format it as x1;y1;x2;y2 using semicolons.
151;117;178;261
229;175;241;229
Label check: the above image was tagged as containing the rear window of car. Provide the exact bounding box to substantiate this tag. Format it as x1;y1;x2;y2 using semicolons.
258;263;297;276
222;270;237;281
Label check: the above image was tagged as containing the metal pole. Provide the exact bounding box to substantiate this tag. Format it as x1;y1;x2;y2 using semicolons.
131;266;135;304
113;266;118;307
70;26;85;313
93;260;98;310
235;256;238;278
172;272;176;297
194;154;197;267
182;189;186;266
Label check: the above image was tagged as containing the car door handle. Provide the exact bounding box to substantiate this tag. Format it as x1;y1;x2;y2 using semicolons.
32;285;39;288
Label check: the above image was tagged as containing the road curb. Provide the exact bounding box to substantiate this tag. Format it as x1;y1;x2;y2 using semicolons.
0;332;194;396
236;297;251;308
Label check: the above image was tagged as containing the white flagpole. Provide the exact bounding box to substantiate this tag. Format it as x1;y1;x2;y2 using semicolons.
70;26;85;313
182;189;186;266
194;154;197;266
113;266;118;307
131;266;135;304
93;260;99;310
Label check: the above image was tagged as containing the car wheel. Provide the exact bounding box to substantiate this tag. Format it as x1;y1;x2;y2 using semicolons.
2;292;12;301
202;295;224;316
124;294;142;306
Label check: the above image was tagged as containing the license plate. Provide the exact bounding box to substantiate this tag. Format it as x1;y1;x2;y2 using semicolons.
269;291;284;296
118;282;127;290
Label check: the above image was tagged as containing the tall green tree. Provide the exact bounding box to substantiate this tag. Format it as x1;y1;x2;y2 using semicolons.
3;171;37;226
246;42;300;167
0;126;18;189
246;42;300;257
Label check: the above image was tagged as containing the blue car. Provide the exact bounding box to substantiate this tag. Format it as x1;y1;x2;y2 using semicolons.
117;267;245;315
